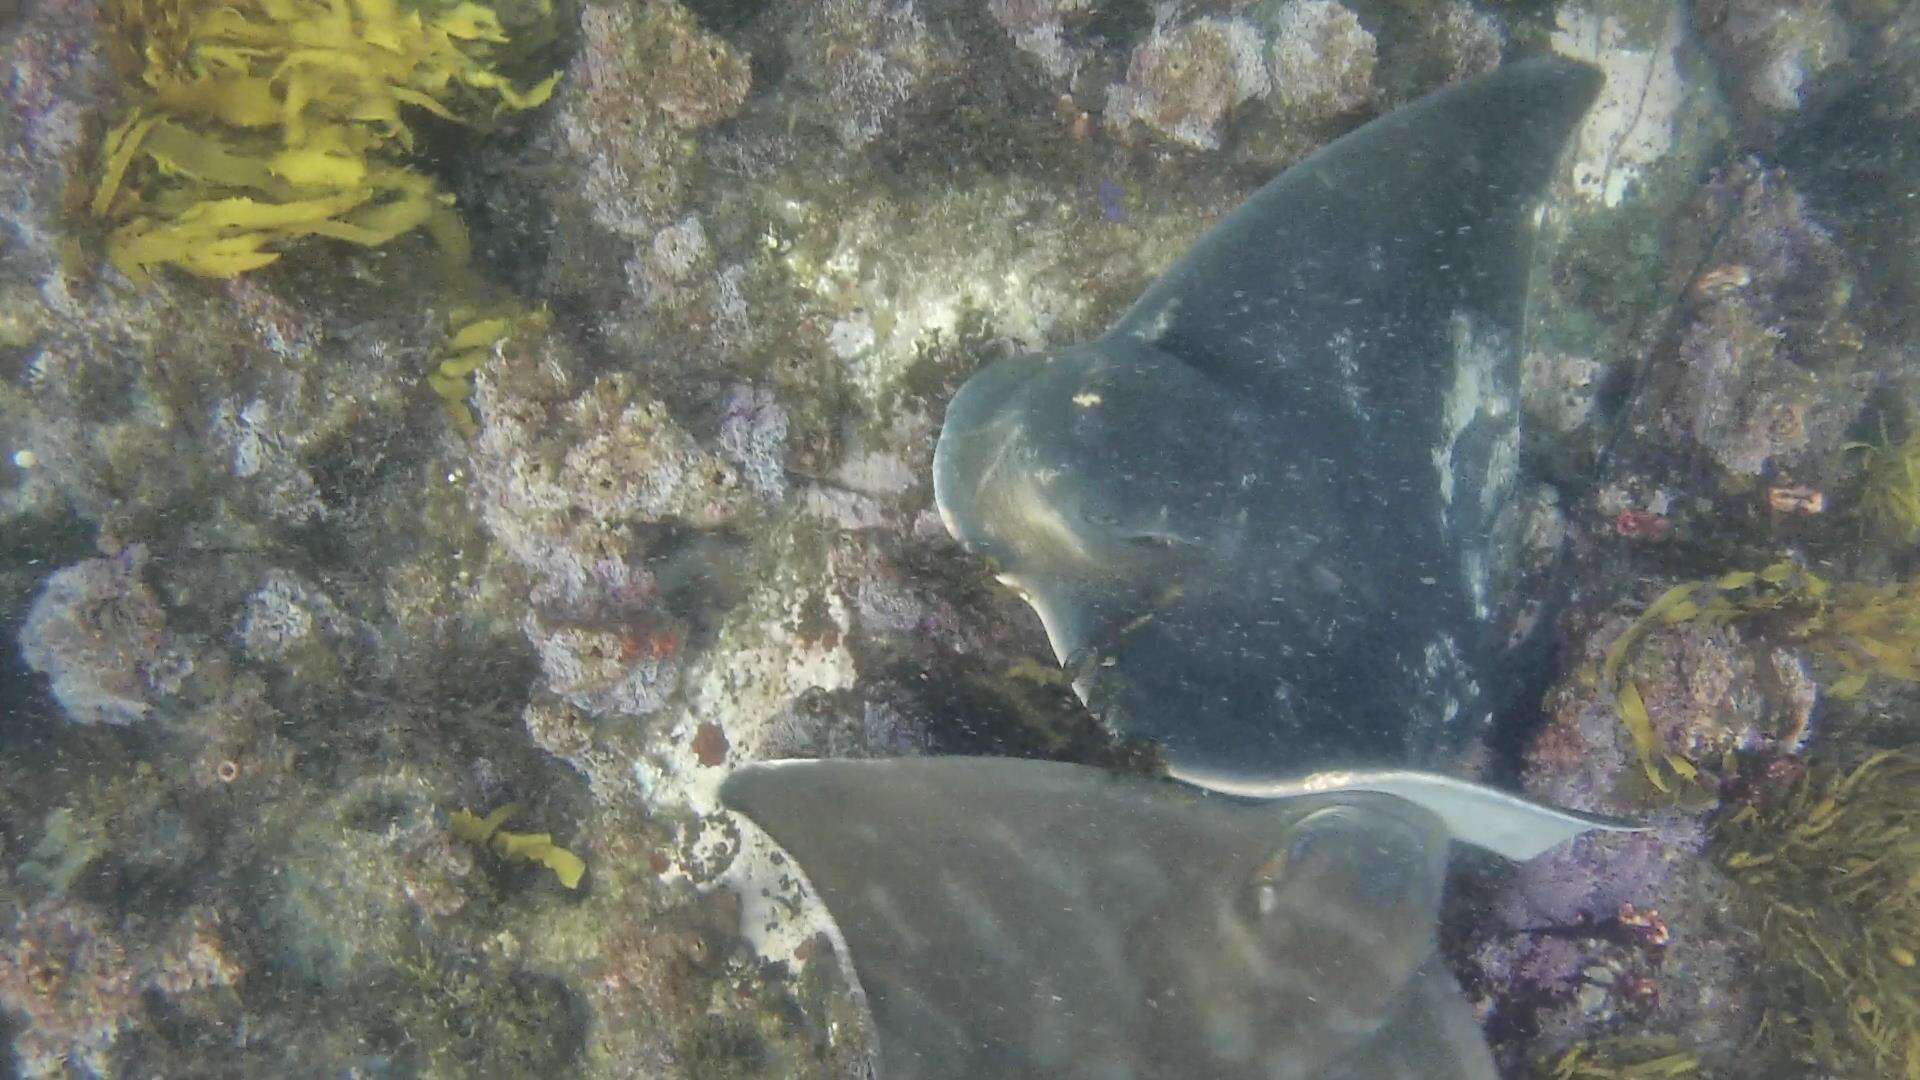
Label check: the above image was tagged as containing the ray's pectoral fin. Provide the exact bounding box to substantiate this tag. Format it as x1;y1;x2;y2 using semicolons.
1110;56;1604;386
934;57;1606;780
1180;767;1646;861
722;757;1488;1080
1326;963;1499;1080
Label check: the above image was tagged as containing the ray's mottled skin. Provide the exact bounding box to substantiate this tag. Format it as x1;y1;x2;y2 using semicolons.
725;57;1625;1080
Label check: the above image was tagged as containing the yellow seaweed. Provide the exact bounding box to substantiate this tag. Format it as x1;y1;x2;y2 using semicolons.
450;802;585;890
1537;1040;1699;1079
93;0;557;281
429;305;547;431
1614;681;1669;793
492;830;586;889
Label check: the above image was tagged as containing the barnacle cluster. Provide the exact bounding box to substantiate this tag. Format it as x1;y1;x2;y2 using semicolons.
1603;561;1920;789
90;0;557;281
1714;749;1920;1078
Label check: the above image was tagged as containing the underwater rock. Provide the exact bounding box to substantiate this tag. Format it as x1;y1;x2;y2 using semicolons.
1468;819;1752;1067
1850;1;1920;121
1346;0;1501;105
267;772;477;988
717;385;792;505
1522;349;1607;441
1479;585;1802;1066
0;894;248;1078
207;398;327;524
1104;16;1271;149
763;686;934;762
1503;818;1708;929
1526;605;1811;818
2;0;454;550
1428;2;1504;85
469;333;754;724
522;695;644;804
536;858;867;1078
237;569;365;665
0;0;110;281
633;214;713;309
1621;621;1768;765
527;610;685;717
554;0;749;239
468;335;749;605
0;899;142;1078
1663;162;1863;482
796;0;938;148
479;363;748;573
618;213;756;363
1697;0;1850;144
1264;0;1376;122
143;906;245;1000
18;546;174;726
1375;0;1502;98
1549;5;1690;209
988;0;1093;80
2;253;437;556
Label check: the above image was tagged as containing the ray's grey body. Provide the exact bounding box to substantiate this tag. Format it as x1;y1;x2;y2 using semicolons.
723;758;1495;1080
935;57;1604;783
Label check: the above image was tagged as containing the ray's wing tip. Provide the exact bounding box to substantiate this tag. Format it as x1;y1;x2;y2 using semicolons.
717;758;815;817
1523;51;1605;87
1480;53;1605;134
1546;53;1605;112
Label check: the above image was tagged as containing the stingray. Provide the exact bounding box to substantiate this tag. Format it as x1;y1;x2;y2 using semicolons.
726;57;1631;1079
935;56;1604;800
723;756;1612;1079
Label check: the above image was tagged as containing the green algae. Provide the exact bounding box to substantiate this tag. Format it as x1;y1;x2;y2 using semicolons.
379;949;587;1075
1714;749;1920;1078
1848;426;1920;545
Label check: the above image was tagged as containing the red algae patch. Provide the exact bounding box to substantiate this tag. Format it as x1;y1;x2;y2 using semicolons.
692;722;730;767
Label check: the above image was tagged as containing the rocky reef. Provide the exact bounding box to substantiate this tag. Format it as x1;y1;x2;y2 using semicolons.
4;0;1920;1076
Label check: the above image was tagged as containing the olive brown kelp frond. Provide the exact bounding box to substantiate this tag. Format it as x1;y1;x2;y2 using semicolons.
1534;1038;1700;1079
1602;562;1920;791
91;0;558;281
